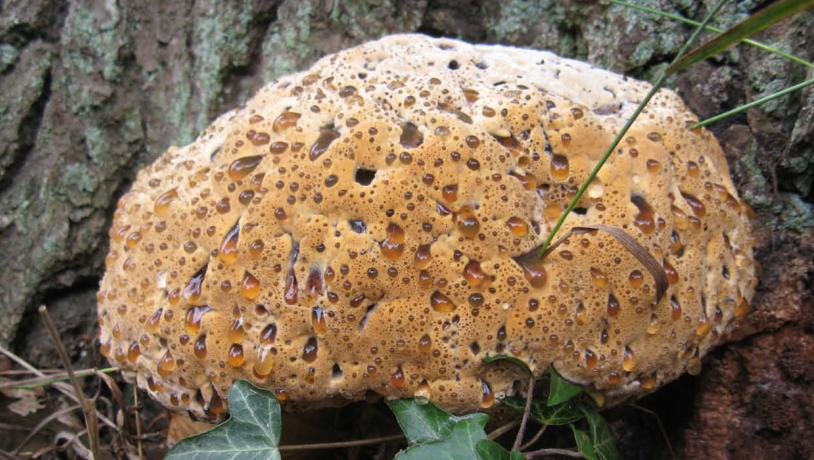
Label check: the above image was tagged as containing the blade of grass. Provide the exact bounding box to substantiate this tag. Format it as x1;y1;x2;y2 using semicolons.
667;0;814;74
539;0;730;256
690;76;814;128
38;305;100;460
610;0;814;69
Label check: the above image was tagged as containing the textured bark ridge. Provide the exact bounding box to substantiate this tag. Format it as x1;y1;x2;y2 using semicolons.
1;1;812;458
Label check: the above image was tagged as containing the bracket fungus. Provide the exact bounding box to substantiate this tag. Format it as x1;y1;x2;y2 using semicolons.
97;35;757;421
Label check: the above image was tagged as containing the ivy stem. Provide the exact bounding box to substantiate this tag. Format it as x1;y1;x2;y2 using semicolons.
512;375;536;451
278;433;404;451
538;0;729;257
524;447;584;458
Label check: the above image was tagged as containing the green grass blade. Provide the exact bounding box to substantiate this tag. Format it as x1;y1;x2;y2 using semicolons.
610;0;814;69
667;0;814;74
690;76;814;128
538;0;729;257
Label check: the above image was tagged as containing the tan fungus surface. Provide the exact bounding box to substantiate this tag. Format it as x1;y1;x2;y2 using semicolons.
97;34;757;421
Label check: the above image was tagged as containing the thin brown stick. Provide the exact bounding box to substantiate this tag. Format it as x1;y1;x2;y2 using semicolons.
0;340;117;431
38;305;100;460
12;405;81;455
512;375;536;451
134;386;144;460
630;403;675;458
524;448;584;458
0;367;119;390
487;420;520;440
278;433;404;451
520;424;547;451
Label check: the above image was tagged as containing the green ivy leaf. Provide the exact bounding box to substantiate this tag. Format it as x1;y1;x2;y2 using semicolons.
580;407;618;460
503;396;583;426
475;439;526;460
483;354;533;375
547;367;583;406
571;425;596;460
389;399;493;460
166;381;281;460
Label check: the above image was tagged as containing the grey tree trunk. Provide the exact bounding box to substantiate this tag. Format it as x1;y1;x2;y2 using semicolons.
1;1;812;457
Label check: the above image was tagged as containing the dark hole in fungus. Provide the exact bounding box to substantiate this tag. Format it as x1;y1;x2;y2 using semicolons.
448;60;460;70
349;219;367;233
573;207;588;215
355;168;377;185
331;363;343;379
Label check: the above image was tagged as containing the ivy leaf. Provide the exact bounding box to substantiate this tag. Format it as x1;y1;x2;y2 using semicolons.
389;399;493;460
475;439;526;460
580;406;618;460
166;380;281;460
547;367;583;406
571;425;597;460
503;396;583;426
483;354;533;375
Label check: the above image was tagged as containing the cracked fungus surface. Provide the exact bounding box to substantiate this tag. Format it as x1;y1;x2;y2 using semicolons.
97;34;757;421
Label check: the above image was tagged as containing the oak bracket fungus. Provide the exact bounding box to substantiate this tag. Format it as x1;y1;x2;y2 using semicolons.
97;34;757;421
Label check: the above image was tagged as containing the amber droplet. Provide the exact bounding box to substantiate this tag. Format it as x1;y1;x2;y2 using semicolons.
158;351;175;378
622;346;636;371
240;271;261;300
663;260;679;285
646;159;660;173
608;372;622;385
607;294;620;317
414;244;432;269
399;122;423;148
442;184;458;202
430;291;456;313
146;308;163;333
254;346;274;377
481;381;495;408
734;292;749;319
127;342;140;363
585;349;597;369
418;334;432;354
312;306;327;334
696;315;711;337
670;297;682;321
550;154;569;181
310;127;341;161
590;267;608;289
575;302;587;326
463;260;488;287
647;314;660;335
681;192;706;218
380;223;405;260
456;206;480;239
513;252;547;288
687;161;700;177
228;316;245;343
284;269;298;305
640;374;657;390
302;337;318;362
154;189;178;216
184;305;211;335
125;232;142;249
631;195;655;234
273;111;301;132
390;367;406;389
228;344;245;367
193;335;207;359
509;171;537;190
506;217;529;236
228;156;263;181
260;324;277;344
628;270;644;288
306;266;324;298
183;266;207;302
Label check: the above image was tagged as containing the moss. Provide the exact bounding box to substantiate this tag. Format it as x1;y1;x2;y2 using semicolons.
0;44;19;73
260;1;314;81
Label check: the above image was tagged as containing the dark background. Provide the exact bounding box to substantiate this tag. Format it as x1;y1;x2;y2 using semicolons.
0;1;812;458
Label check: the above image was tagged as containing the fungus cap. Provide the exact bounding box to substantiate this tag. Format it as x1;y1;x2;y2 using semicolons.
97;34;757;420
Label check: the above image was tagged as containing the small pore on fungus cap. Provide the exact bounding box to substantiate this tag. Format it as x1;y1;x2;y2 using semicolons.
96;34;758;421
